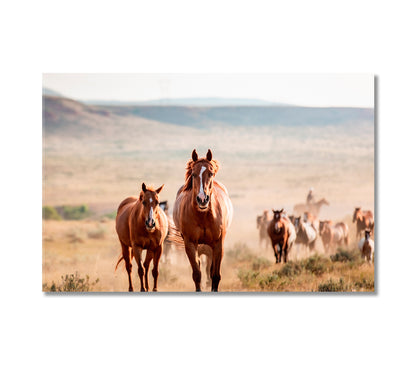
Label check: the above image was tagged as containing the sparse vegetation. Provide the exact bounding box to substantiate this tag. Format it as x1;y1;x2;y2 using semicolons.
303;255;332;276
318;278;350;292
42;206;62;220
43;272;99;292
235;247;374;292
330;248;360;263
60;204;90;220
226;242;257;264
87;225;107;239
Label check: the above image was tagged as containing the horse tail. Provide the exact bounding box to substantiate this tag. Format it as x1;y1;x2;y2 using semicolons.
166;217;185;250
115;253;124;272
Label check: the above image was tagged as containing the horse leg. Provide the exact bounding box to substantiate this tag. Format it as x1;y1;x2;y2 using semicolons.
132;245;146;292
282;240;289;263
143;250;153;292
272;243;279;263
184;240;202;292
211;241;224;292
205;254;212;288
121;243;133;292
152;246;162;292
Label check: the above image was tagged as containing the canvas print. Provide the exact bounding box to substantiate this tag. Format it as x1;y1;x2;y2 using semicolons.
42;74;374;292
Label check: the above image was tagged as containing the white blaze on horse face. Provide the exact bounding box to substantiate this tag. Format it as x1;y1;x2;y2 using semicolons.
149;197;152;203
198;166;206;199
149;206;154;221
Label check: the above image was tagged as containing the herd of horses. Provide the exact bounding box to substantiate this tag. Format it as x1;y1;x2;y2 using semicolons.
114;149;374;293
257;205;375;266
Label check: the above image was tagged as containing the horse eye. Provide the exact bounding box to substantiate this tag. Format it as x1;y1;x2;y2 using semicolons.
142;201;147;206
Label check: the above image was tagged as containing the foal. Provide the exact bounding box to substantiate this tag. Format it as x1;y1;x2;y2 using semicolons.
115;183;168;292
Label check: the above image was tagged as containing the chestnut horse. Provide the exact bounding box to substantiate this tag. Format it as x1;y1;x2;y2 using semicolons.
352;207;374;239
267;209;296;263
319;221;349;253
173;149;233;292
256;210;270;249
115;183;168;292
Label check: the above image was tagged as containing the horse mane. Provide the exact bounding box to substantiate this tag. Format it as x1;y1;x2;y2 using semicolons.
181;158;220;192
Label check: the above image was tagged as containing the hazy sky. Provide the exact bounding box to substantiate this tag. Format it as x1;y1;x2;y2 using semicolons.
43;73;374;107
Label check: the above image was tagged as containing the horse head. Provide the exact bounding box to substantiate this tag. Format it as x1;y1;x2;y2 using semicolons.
352;207;361;223
140;182;164;232
184;149;220;211
271;209;285;232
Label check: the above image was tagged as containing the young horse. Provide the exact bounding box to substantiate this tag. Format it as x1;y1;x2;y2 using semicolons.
358;229;374;263
294;216;318;253
293;198;329;217
319;221;349;253
352;207;374;239
173;149;233;292
115;183;168;292
256;210;270;250
267;209;296;263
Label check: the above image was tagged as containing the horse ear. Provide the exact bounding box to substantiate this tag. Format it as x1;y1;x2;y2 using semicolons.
206;149;212;161
192;149;198;161
155;184;164;194
142;183;147;192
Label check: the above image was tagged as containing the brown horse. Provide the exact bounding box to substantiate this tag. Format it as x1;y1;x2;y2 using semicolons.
267;209;297;263
115;183;168;292
319;221;349;253
173;149;233;292
352;207;374;239
293;198;329;217
256;210;270;249
358;229;374;262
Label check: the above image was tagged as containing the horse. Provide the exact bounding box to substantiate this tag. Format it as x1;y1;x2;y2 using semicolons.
115;183;168;292
358;229;374;263
294;216;318;253
267;209;296;263
352;207;374;239
256;210;270;249
173;149;233;292
319;221;349;253
303;211;319;232
293;198;329;217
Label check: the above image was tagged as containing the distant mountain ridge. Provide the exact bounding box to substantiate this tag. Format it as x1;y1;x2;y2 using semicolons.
83;97;292;107
43;95;374;138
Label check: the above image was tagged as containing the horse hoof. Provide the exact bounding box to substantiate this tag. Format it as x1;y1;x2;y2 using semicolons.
196;288;202;292
153;288;158;292
140;288;146;292
129;288;133;292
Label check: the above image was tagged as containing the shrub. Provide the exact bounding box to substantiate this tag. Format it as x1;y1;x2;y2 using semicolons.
103;211;117;220
226;242;256;263
43;273;99;292
237;269;260;288
42;206;62;220
59;204;91;220
278;261;302;277
303;255;332;276
252;257;272;271
331;248;360;263
318;278;350;292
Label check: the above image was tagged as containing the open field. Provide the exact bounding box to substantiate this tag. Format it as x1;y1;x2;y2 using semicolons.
42;97;374;292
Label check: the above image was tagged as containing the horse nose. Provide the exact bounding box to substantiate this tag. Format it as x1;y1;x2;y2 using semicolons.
205;195;210;203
